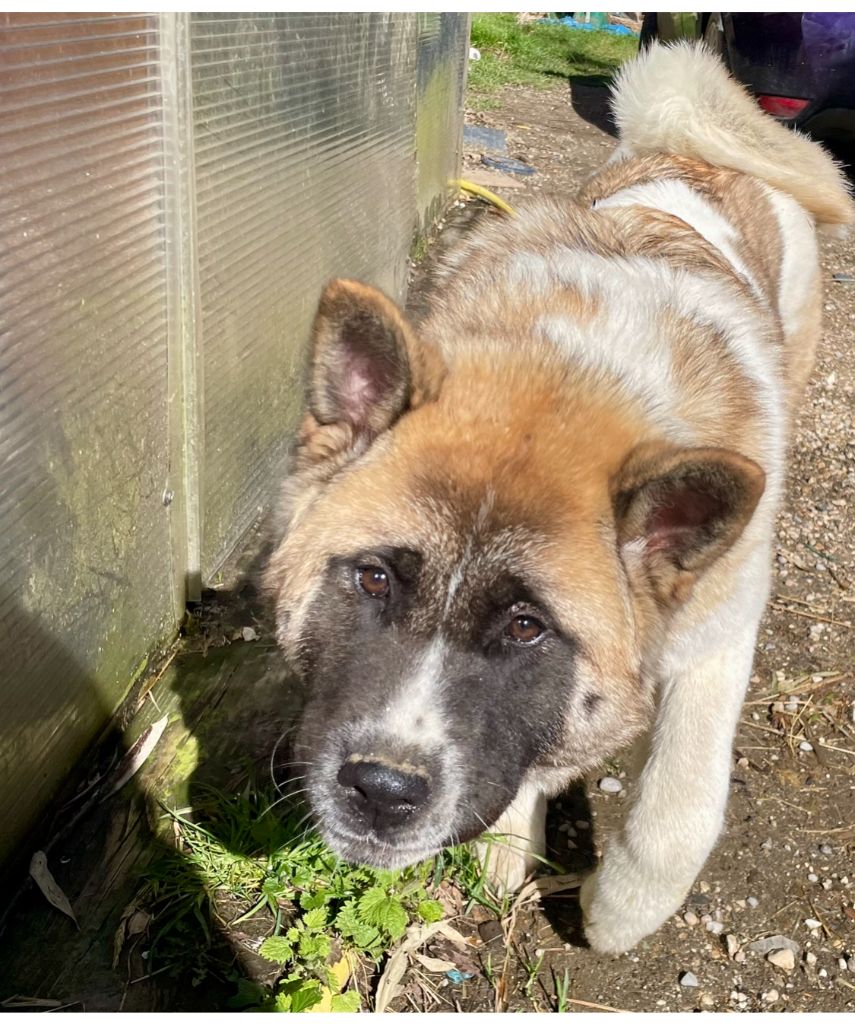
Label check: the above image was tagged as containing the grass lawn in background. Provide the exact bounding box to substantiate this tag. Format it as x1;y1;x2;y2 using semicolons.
468;13;638;108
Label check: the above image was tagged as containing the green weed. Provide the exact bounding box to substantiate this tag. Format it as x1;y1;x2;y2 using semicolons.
554;966;572;1012
137;783;497;1011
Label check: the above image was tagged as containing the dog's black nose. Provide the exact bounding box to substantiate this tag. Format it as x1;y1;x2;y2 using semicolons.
337;759;429;827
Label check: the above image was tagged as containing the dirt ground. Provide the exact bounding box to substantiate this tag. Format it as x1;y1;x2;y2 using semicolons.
1;78;852;1015
401;79;855;1013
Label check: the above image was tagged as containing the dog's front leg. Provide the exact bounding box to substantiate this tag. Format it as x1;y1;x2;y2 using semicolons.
477;780;547;895
581;565;768;954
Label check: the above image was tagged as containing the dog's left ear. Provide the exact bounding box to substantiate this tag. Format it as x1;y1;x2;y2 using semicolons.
613;444;765;606
307;279;445;440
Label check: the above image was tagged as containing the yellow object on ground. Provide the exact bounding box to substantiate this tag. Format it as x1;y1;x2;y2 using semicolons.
307;951;357;1013
453;178;517;217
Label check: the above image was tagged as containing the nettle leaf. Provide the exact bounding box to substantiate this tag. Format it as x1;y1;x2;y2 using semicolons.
298;930;331;964
382;900;408;940
356;887;388;925
299;890;328;912
358;888;408;939
258;935;293;964
262;877;287;899
335;901;382;952
275;978;323;1014
330;990;361;1013
417;899;444;923
302;906;328;931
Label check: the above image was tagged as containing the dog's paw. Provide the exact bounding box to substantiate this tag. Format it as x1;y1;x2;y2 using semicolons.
476;836;537;896
581;851;690;955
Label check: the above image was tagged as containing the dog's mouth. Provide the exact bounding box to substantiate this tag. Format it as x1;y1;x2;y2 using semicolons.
319;819;447;869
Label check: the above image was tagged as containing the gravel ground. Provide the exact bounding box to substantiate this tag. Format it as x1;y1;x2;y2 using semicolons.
393;81;855;1013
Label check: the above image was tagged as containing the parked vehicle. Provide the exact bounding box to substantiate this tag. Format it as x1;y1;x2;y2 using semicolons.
640;12;855;144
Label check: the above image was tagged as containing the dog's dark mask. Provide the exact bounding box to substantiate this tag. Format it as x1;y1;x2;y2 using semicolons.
287;540;577;867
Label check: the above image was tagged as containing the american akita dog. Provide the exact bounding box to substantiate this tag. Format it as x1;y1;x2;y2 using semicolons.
265;43;853;953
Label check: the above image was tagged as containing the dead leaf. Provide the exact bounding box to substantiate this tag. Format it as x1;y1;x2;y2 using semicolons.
516;871;582;906
29;851;78;927
104;715;168;796
375;921;446;1012
413;953;457;973
1;996;64;1009
113;903;152;967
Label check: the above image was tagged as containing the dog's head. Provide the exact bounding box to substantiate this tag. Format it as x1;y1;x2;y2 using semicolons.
265;279;764;867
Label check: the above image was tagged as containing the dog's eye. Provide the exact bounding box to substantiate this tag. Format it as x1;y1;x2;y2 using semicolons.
505;614;545;645
355;565;390;599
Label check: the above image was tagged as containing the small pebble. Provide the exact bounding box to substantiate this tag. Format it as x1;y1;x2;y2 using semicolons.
841;876;849;885
768;948;795;972
700;913;712;925
598;776;623;794
734;951;746;963
699;993;715;1009
747;896;759;908
706;921;724;936
736;756;749;768
760;838;773;851
762;989;779;1004
839;957;849;971
805;951;817;966
683;911;699;926
574;820;590;830
819;968;828;978
822;879;833;891
804;918;821;930
799;740;814;753
820;844;833;856
749;935;800;955
725;934;740;958
807;873;819;883
679;970;699;988
241;626;258;641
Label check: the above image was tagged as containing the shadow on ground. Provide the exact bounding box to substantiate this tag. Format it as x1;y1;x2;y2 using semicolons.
0;530;308;1010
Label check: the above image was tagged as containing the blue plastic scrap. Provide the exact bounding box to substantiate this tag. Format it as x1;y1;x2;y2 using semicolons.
481;154;536;177
446;969;475;984
463;124;509;155
540;16;638;36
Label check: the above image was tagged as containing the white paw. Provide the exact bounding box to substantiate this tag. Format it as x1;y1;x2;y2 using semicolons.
476;835;538;896
581;850;691;954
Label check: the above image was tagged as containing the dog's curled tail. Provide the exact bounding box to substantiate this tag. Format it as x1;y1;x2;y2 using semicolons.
611;40;855;230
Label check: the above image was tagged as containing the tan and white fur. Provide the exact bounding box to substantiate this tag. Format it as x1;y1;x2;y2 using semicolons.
266;42;853;955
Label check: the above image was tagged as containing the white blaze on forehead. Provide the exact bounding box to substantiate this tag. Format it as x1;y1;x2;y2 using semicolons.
378;638;448;750
444;487;496;614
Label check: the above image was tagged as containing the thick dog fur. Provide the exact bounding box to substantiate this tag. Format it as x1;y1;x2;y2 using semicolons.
265;43;854;954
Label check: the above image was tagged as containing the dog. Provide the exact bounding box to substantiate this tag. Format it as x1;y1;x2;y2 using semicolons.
265;42;853;954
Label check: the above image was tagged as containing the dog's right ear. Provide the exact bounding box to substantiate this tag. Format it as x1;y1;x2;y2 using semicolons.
306;279;445;447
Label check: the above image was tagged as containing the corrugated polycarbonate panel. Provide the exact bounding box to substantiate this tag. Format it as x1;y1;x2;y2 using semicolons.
190;13;419;580
416;13;468;227
0;13;175;864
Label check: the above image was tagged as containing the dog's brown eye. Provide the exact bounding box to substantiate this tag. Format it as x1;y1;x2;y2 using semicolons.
506;615;545;645
356;566;390;598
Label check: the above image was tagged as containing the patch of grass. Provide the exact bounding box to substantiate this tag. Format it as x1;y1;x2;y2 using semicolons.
136;784;499;1011
467;13;637;107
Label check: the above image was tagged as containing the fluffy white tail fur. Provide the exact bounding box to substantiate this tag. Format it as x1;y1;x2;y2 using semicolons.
611;41;855;229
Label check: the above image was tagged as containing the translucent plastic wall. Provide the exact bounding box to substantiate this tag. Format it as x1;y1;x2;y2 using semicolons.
0;12;466;867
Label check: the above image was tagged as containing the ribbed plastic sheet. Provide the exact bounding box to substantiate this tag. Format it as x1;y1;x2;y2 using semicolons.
416;13;469;227
190;12;420;579
0;13;175;864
